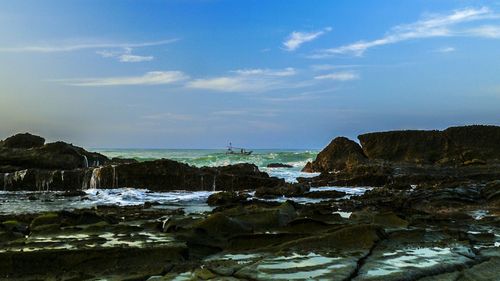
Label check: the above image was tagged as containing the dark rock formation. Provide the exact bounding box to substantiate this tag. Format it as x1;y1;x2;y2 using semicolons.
266;163;293;168
2;133;45;149
0;133;109;172
0;133;285;192
2;159;284;192
358;125;500;165
111;161;283;192
303;125;500;186
302;137;367;172
255;184;309;198
206;191;249;206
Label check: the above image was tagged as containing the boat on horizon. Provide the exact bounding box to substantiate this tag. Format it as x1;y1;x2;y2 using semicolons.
225;142;253;155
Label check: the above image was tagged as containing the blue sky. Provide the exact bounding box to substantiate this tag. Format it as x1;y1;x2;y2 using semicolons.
0;0;499;148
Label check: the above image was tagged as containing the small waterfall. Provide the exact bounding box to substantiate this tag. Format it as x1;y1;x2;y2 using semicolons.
111;165;117;188
61;171;65;182
81;169;93;190
212;175;216;192
201;175;204;190
89;167;102;189
36;171;55;192
14;170;27;182
3;170;28;190
83;155;89;168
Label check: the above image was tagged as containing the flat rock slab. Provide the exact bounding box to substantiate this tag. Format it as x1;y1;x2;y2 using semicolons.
353;230;477;281
0;244;187;280
203;251;363;281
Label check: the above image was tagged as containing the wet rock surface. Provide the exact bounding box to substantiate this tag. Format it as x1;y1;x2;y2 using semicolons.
1;179;499;280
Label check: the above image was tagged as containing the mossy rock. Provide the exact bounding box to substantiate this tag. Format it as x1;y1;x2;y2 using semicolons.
373;212;409;228
279;224;385;251
228;233;308;251
1;220;28;235
193;268;216;280
82;221;110;232
30;213;59;228
231;201;297;231
2;220;20;231
30;223;61;234
193;213;252;237
0;231;13;243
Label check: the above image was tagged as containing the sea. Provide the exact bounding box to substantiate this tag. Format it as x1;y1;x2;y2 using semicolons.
94;148;319;183
0;149;372;215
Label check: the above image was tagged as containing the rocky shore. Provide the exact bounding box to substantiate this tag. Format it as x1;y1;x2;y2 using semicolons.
300;125;500;187
1;126;500;280
1;133;284;192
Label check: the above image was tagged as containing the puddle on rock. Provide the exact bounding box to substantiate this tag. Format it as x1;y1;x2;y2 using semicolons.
360;246;474;279
209;252;360;281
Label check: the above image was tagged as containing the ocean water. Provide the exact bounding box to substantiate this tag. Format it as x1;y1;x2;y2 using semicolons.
94;148;320;183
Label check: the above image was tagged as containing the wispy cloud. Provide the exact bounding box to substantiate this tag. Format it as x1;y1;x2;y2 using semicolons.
232;67;296;76
141;112;193;121
118;54;154;62
435;46;456;53
57;71;188;87
464;25;500;38
283;27;332;51
0;38;178;53
310;64;364;71
311;7;498;57
187;67;300;92
314;71;360;81
97;47;154;63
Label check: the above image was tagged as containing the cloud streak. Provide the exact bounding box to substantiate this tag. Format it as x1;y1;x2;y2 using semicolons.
0;38;178;53
314;71;359;81
435;46;456;53
187;67;299;92
283;27;332;51
97;47;154;63
59;71;188;87
311;7;498;57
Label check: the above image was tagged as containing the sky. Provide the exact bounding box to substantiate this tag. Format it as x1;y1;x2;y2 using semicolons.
0;0;499;149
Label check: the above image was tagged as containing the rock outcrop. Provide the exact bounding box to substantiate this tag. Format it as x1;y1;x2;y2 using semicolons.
1;133;45;149
358;125;500;165
302;125;500;186
266;163;293;168
2;160;284;192
303;137;367;172
0;133;284;192
0;133;109;172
